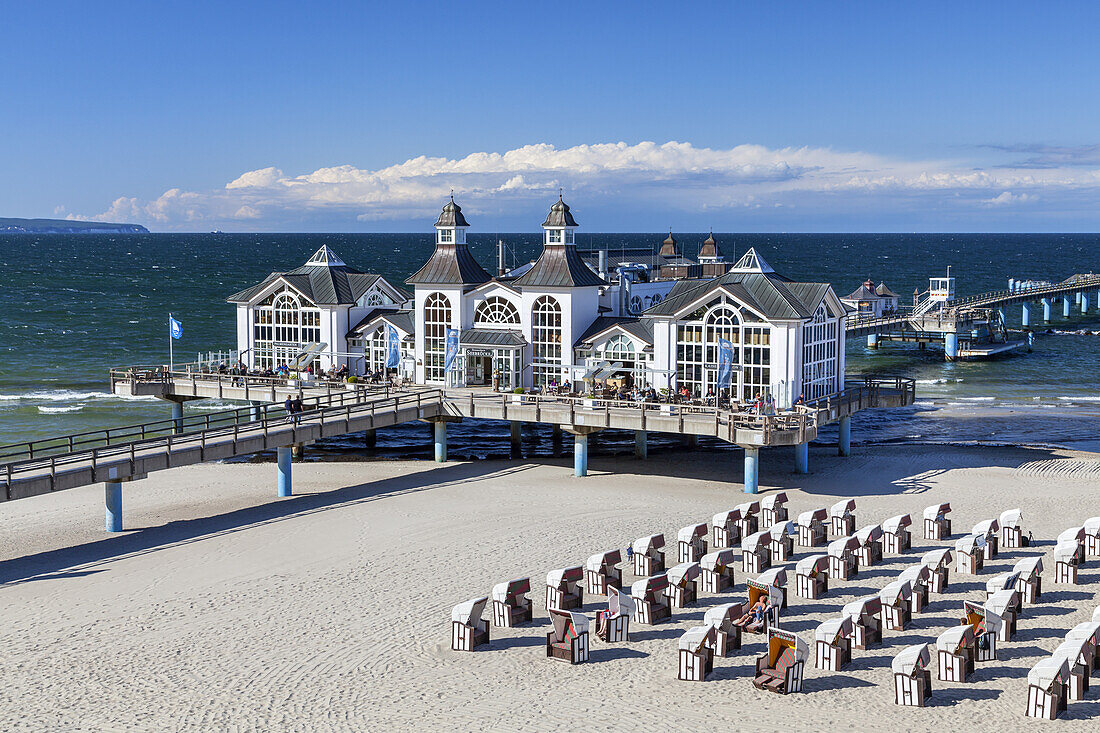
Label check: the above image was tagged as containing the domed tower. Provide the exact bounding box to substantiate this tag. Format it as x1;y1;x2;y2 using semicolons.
406;196;491;287
698;231;723;263
659;230;680;258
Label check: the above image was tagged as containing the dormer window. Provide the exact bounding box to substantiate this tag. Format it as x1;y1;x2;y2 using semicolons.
439;228;453;244
548;229;563;244
565;230;574;244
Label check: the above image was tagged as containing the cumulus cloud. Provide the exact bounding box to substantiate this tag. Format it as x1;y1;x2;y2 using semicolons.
981;191;1035;207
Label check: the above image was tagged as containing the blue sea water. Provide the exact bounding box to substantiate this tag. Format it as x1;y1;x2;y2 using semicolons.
1;233;1098;457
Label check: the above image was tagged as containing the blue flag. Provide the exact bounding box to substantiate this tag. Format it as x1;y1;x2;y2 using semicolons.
444;329;460;373
170;316;183;340
385;324;400;368
716;337;734;389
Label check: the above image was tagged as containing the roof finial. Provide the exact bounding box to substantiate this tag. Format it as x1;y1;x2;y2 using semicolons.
559;187;564;201
450;188;454;202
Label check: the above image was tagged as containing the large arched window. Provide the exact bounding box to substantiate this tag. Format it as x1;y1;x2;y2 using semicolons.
603;334;635;362
531;296;562;387
802;304;838;402
252;287;321;369
423;292;451;383
675;296;769;401
273;293;300;343
474;296;520;326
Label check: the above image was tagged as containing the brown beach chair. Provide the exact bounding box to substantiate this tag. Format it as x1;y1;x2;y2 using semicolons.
711;508;743;549
491;578;532;627
795;554;829;600
545;565;584;611
676;522;708;563
677;625;717;681
882;514;912;554
893;644;932;707
630;574;671;625
699;548;736;594
829;499;856;537
546;609;590;664
796;508;828;548
760;492;789;526
753;629;808;694
450;596;490;651
585;549;622;597
922;502;951;540
936;625;976;682
1026;656;1070;719
632;533;666;576
814;616;853;671
704;602;744;657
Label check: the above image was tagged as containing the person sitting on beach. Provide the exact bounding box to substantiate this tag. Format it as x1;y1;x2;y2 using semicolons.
734;595;770;633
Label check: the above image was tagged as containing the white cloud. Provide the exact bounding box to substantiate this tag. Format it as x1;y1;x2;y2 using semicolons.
981;191;1035;207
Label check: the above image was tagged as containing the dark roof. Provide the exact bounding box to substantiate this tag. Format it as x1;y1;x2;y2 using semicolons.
347;309;414;338
699;232;721;260
575;316;654;346
512;244;606;288
646;268;830;320
460;328;526;347
434;197;469;228
406;243;492;286
227;247;384;305
844;281;880;301
659;231;680;257
542;196;578;227
876;282;899;298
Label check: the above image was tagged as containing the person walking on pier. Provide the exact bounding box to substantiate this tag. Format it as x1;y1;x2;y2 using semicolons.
284;396;294;424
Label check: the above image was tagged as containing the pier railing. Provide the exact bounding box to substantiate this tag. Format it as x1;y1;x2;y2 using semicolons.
814;376;916;412
109;366;374;395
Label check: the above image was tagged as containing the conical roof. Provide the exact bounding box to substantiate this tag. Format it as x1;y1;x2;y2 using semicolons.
542;196;578;228
876;282;899;298
699;231;721;260
659;230;680;257
434;197;469;228
408;198;490;286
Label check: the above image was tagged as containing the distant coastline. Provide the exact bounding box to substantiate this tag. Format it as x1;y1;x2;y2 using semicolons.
0;217;148;234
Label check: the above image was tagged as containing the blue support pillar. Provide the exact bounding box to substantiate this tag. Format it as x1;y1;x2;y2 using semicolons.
866;334;878;348
1042;298;1052;323
433;421;447;463
171;400;184;434
574;433;588;477
1064;296;1072;318
744;447;759;494
1082;292;1090;314
105;482;123;532
838;415;851;457
944;332;958;362
1021;301;1031;328
794;442;809;474
277;445;292;497
634;430;647;459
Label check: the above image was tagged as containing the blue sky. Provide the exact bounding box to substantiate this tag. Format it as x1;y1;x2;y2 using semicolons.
4;1;1100;231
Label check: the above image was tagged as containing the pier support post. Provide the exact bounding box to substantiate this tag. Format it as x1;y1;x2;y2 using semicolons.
866;334;878;349
944;332;958;362
171;400;184;434
997;307;1006;326
743;448;759;494
1064;296;1072;318
433;420;447;463
838;415;851;457
794;442;809;474
681;434;699;448
105;482;123;532
277;446;292;497
364;428;376;448
574;433;588;477
1042;298;1052;323
634;430;647;459
249;402;263;422
1021;301;1031;328
510;420;522;448
1082;293;1090;314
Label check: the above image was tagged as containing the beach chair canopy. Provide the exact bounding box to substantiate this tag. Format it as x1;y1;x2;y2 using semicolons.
746;579;783;609
1028;656;1070;691
632;533;665;554
1094;608;1100;623
1053;638;1090;668
986;589;1018;618
667;561;701;587
954;534;984;554
1066;621;1100;646
549;608;589;639
631;574;669;598
797;508;828;526
796;554;829;576
985;572;1020;595
1013;556;1043;577
963;600;1003;635
829;535;860;557
735;500;760;516
972;518;999;536
742;529;772;552
492;578;531;602
679;624;717;653
891;643;931;676
830;499;856;518
937;624;975;653
704;602;743;632
586;549;622;572
1054;539;1080;562
767;628;809;664
843;595;882;621
879;580;913;606
899;564;930;587
451;596;489;625
923;502;951;520
883;514;912;534
999;508;1023;529
761;492;788;510
757;567;788;588
922;547;953;569
700;548;736;571
546;565;583;588
678;522;709;543
815;616;853;644
769;520;796;539
608;586;636;618
856;524;883;544
713;508;741;526
1058;526;1085;544
1084;516;1100;537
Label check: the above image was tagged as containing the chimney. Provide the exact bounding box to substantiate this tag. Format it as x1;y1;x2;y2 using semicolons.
598;249;608;280
498;239;506;277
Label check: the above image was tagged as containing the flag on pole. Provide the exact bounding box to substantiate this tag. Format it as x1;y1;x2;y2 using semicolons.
716;337;734;390
444;329;460;373
385;324;400;368
170;316;183;340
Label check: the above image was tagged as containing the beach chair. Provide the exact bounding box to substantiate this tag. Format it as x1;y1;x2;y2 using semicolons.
676;522;708;563
711;508;743;549
985;589;1019;642
1059;525;1086;560
879;580;913;632
814;616;853;671
828;535;860;581
545;566;584;611
665;561;701;609
842;596;883;650
1066;621;1100;672
704;602;744;657
795;554;829;599
1013;556;1043;604
757;567;788;610
1085;516;1100;557
985;572;1022;615
972;519;1000;560
899;564;930;613
829;499;856;537
923;502;952;540
595;586;634;642
632;533;666;576
999;508;1028;549
699;548;736;594
678;625;717;681
855;524;884;567
761;492;789;526
893;643;932;707
546;608;590;664
752;629;808;694
735;500;760;537
1053;638;1092;701
954;534;985;575
936;625;977;682
922;547;953;593
882;514;913;554
1025;656;1070;720
768;520;796;563
491;578;532;627
961;600;1001;662
741;529;772;574
585;549;622;597
450;596;490;651
796;508;828;548
630;574;671;625
735;579;782;635
1053;538;1082;585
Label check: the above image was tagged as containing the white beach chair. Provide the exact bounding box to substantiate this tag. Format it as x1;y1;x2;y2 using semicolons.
595;586;634;643
954;534;985;575
1013;556;1043;604
985;572;1022;614
893;643;932;707
752;629;808;694
676;522;708;563
828;535;860;581
922;547;953;593
704;602;744;657
961;599;1001;662
450;596;490;651
760;492;789;526
1066;621;1100;672
711;508;743;549
585;549;623;597
1084;516;1100;557
756;567;788;610
735;500;760;537
855;524;884;567
999;508;1028;548
1053;538;1082;585
491;578;532;627
842;595;883;650
632;533;666;576
936;625;977;683
899;564;931;613
972;519;1000;560
630;574;671;625
735;579;782;636
814;616;853;671
699;548;736;594
741;529;772;574
1026;656;1070;720
985;589;1019;642
795;554;829;600
768;520;796;563
882;514;913;554
678;625;717;682
1052;638;1092;702
546;608;589;664
829;499;856;537
923;502;951;540
796;508;828;548
545;565;584;611
665;561;702;609
879;580;913;632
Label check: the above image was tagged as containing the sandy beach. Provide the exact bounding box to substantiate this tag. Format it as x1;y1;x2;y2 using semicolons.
1;443;1099;731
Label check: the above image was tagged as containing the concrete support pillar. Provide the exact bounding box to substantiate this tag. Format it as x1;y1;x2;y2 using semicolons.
1007;278;1015;291
1021;301;1031;328
433;421;447;463
105;482;123;532
634;430;647;459
249;402;263;422
681;434;699;448
1082;292;1090;314
743;448;759;494
838;415;851;457
1064;296;1072;318
794;441;809;474
510;420;522;447
866;334;878;348
1042;298;1052;323
171;400;184;434
944;332;958;362
277;446;292;497
364;429;376;448
574;433;588;477
552;424;562;438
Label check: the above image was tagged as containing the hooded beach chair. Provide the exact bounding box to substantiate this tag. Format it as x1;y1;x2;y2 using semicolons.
1053;638;1092;702
842;595;883;650
954;534;985;575
735;579;782;635
814;616;853;671
450;596;490;651
677;625;717;681
545;565;584;611
972;519;1000;560
922;547;953;593
735;500;760;537
632;533;666;576
630;574;671;625
1053;537;1082;585
757;566;788;609
985;589;1019;642
712;508;743;548
985;572;1022;616
1013;556;1043;604
855;524;884;567
1058;525;1086;561
796;508;828;548
677;522;708;563
1026;656;1070;720
882;514;913;554
665;561;701;608
999;508;1028;548
795;554;829;599
879;580;913;632
585;549;622;597
545;608;589;664
768;520;796;563
961;599;1001;662
829;499;856;537
741;528;772;574
704;602;744;657
936;625;977;682
1066;621;1100;672
699;548;736;594
753;629;808;694
1085;516;1100;557
893;643;932;706
596;586;634;642
491;578;532;627
828;535;860;581
899;564;931;613
761;492;789;526
923;502;951;540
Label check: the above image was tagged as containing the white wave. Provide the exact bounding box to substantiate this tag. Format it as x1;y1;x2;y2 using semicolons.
38;405;86;414
1057;396;1100;402
0;389;159;403
952;396;995;401
915;378;965;385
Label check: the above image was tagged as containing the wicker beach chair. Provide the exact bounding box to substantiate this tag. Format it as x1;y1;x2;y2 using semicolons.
882;514;913;554
1013;556;1043;604
842;595;883;650
936;625;977;682
752;629;808;694
630;574;671;625
961;599;1001;662
829;499;856;537
985;589;1019;642
923;502;951;540
735;500;760;537
677;625;717;681
491;578;532;627
972;518;1000;560
761;492;789;526
879;580;913;632
893;643;932;707
796;508;828;548
999;508;1028;549
741;528;772;574
922;547;953;593
699;548;736;594
814;616;853;671
595;586;634;642
899;564;931;613
585;549;622;597
954;534;985;575
828;535;860;581
768;520;796;563
632;533;666;576
985;572;1022;615
1052;638;1092;702
1066;621;1100;672
665;561;702;609
855;524;884;567
712;508;743;549
545;565;584;611
734;579;782;635
795;554;829;599
1054;535;1083;585
756;567;788;610
450;596;490;651
677;522;708;563
546;608;589;664
1084;516;1100;558
704;602;744;657
1026;656;1070;720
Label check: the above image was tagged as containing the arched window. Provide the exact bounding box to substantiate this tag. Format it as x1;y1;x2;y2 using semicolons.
802;304;837;402
531;296;562;387
603;334;635;362
364;291;385;306
252;288;322;370
274;293;300;343
474;296;520;326
675;296;770;401
423;292;451;383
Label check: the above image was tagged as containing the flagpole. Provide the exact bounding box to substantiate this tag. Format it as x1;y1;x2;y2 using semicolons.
169;313;174;373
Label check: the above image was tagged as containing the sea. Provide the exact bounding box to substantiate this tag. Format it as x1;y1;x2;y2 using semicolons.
1;233;1098;460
